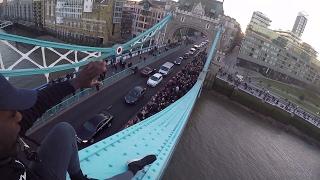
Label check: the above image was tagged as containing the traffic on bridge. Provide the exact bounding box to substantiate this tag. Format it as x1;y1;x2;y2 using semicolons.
31;38;209;148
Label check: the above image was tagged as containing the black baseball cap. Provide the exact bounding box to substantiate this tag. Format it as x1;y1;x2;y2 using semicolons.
0;74;37;110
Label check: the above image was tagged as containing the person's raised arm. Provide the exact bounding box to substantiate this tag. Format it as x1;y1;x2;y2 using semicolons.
20;61;106;134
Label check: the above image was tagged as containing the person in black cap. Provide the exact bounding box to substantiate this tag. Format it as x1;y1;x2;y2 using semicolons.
0;61;156;180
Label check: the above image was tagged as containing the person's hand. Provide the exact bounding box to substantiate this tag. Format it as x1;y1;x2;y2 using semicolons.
70;61;106;90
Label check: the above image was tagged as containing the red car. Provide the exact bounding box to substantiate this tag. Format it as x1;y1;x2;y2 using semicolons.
140;66;156;77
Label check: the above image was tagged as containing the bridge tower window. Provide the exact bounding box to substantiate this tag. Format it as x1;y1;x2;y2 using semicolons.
206;23;210;29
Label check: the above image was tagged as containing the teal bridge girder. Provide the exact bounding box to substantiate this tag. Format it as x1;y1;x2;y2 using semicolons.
0;14;172;79
0;12;222;179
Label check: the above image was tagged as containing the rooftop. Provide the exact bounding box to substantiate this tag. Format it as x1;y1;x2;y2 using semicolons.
298;11;308;17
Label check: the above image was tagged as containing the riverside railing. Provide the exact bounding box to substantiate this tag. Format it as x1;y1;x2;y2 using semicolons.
216;75;320;128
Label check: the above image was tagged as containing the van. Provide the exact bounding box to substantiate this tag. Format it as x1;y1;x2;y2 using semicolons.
159;62;174;76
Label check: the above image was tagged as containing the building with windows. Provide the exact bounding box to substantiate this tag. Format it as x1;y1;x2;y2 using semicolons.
220;15;241;52
292;11;308;38
238;22;320;88
0;0;45;30
121;3;135;40
0;1;6;18
1;0;34;25
113;0;125;24
33;0;44;29
249;11;271;29
124;0;167;37
44;0;122;46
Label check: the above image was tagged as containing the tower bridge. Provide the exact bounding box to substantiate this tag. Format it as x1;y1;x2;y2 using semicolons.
0;3;224;179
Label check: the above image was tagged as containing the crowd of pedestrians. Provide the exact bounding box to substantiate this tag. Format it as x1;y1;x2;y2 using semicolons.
217;69;320;127
124;51;207;128
48;72;77;85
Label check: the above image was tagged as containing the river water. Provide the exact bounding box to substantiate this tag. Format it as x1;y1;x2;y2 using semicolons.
163;90;320;180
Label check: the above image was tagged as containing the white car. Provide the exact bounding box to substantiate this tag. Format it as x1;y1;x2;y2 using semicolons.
147;73;163;87
189;47;196;55
193;45;200;49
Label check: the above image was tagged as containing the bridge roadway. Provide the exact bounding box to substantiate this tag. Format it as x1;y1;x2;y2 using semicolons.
29;41;204;148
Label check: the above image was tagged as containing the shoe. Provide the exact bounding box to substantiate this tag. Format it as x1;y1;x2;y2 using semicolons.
70;170;97;180
81;175;97;180
127;154;157;175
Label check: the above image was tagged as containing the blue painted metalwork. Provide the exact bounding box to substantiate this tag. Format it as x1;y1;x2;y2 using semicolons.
0;32;114;52
0;14;172;77
75;28;222;180
0;54;109;77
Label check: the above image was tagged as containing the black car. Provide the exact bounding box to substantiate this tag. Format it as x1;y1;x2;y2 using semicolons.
76;111;113;144
183;53;189;59
124;86;146;104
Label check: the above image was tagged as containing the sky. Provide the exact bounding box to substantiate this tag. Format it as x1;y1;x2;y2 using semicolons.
223;0;320;57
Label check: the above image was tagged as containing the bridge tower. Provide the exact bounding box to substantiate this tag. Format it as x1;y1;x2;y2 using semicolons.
178;0;224;18
165;3;220;41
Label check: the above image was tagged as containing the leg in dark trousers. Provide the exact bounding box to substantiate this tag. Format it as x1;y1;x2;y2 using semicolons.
30;123;156;180
30;122;81;180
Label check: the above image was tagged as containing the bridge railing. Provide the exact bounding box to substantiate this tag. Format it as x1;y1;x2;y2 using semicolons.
27;44;181;134
34;68;133;123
